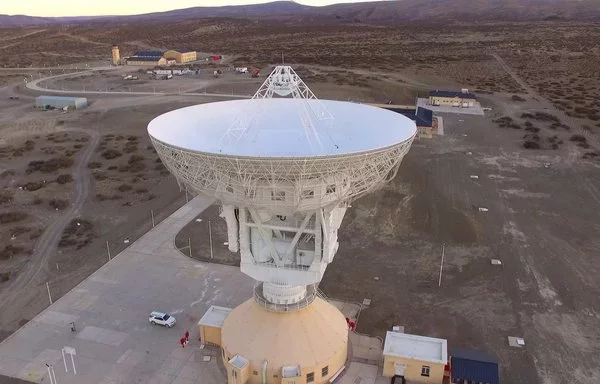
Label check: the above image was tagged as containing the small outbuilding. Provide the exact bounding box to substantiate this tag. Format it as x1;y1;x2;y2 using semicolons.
197;305;232;346
368;103;435;138
383;331;448;384
36;95;87;110
450;348;499;384
428;90;476;107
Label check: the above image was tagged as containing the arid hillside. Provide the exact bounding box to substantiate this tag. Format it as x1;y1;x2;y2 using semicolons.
2;0;600;26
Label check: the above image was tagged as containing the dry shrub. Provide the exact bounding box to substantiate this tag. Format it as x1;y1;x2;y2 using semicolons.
0;211;27;224
523;140;540;149
101;149;122;159
10;226;31;235
49;199;69;210
0;245;24;260
27;157;74;173
59;218;95;249
118;184;133;192
0;190;13;204
24;181;44;191
56;174;73;184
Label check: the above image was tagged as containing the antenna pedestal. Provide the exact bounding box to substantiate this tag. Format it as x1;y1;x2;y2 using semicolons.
262;282;307;305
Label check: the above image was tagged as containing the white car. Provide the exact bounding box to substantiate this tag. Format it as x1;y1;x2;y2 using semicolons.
149;311;176;328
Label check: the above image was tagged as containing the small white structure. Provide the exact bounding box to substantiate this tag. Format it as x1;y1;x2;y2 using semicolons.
383;331;448;382
198;305;232;346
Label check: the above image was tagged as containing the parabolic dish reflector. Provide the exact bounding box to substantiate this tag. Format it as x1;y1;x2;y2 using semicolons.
148;98;416;209
148;99;416;158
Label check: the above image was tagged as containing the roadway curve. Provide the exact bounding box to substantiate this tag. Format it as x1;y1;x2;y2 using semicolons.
0;125;100;320
1;67;250;330
25;67;250;99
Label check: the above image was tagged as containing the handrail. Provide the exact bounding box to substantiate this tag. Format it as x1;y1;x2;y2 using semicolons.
253;282;316;312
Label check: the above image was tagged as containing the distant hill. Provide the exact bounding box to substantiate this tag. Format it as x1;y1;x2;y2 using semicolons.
1;0;599;27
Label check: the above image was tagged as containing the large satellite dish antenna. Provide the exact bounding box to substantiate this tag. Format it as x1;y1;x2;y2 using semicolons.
148;64;417;384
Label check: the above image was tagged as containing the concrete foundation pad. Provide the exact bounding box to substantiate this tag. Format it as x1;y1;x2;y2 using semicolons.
0;197;254;384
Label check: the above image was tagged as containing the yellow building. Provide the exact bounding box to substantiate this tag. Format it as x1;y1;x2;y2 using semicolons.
164;50;197;63
198;305;232;346
111;45;120;66
218;297;348;384
428;90;476;107
383;331;447;384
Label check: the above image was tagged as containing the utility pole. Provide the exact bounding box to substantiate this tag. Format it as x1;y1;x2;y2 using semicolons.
208;220;214;259
46;282;53;304
438;243;445;287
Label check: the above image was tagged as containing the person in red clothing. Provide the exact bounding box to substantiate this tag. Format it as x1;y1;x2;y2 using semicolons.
185;331;190;343
180;337;186;348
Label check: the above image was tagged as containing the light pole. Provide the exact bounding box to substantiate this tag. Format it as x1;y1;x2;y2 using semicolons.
208;219;213;259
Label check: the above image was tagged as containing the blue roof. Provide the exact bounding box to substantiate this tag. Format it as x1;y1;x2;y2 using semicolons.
415;107;433;127
451;349;499;384
429;90;476;99
134;50;163;57
379;106;433;127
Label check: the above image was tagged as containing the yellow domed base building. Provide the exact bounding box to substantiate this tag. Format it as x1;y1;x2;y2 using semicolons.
200;296;348;384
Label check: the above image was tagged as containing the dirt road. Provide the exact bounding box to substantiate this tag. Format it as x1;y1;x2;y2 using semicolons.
492;53;599;148
0;123;100;321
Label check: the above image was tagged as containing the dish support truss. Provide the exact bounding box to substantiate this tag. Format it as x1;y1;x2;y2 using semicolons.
221;66;335;152
151;136;415;310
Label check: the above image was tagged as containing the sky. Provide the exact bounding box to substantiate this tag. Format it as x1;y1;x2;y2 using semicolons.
2;0;379;17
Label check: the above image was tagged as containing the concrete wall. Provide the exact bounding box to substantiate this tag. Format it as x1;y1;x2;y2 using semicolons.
383;356;444;384
227;362;250;384
417;126;434;139
223;345;346;384
199;324;222;346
